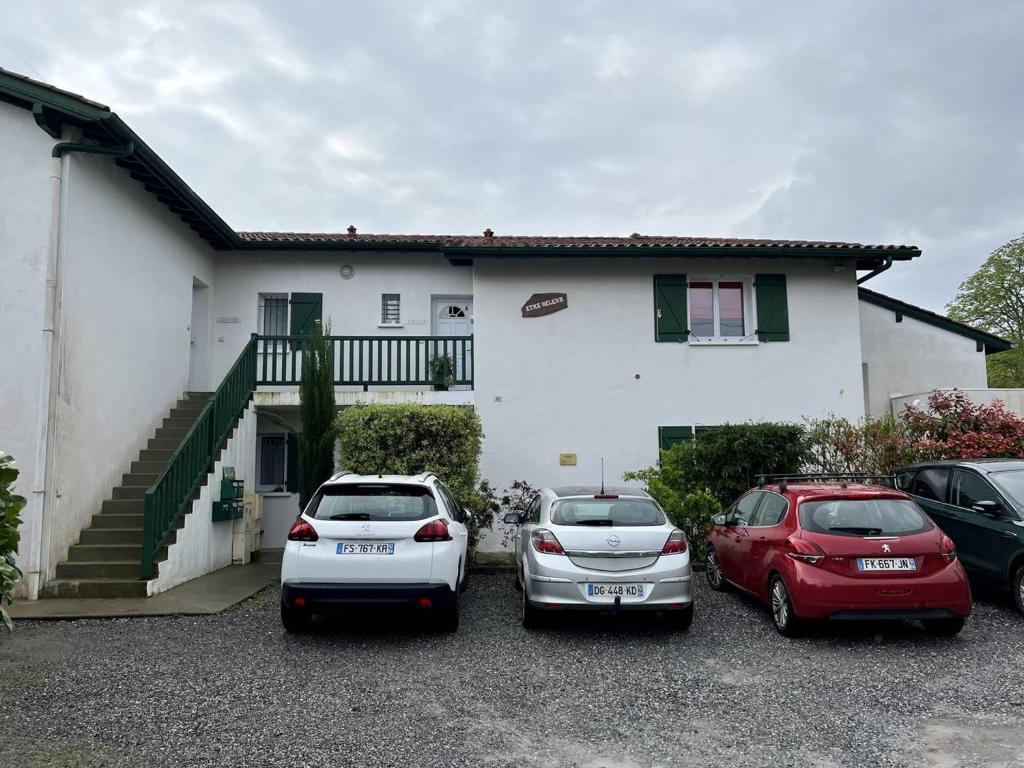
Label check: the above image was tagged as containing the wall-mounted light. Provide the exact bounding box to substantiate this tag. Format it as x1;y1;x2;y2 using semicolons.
340;264;355;280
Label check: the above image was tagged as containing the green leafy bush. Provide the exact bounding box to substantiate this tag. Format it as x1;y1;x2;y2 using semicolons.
0;453;26;631
336;404;487;549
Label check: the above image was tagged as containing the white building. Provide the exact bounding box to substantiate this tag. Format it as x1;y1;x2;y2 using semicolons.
0;69;1010;599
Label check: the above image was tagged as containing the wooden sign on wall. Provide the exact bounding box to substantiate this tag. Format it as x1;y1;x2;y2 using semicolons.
521;293;568;318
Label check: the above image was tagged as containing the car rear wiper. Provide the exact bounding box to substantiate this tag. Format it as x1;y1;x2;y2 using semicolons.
328;513;371;520
575;519;613;526
827;526;883;535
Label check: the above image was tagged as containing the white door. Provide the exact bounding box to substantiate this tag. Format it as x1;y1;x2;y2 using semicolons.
432;298;473;385
188;280;208;391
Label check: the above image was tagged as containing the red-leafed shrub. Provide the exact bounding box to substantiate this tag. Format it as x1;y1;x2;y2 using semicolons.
902;390;1024;460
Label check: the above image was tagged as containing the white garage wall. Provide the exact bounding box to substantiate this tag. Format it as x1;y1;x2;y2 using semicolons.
0;102;55;596
210;251;473;381
859;300;988;417
42;150;217;587
471;258;865;520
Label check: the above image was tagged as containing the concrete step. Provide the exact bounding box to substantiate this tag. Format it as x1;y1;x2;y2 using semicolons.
79;527;145;545
185;391;212;401
101;498;144;515
139;448;173;463
154;425;189;440
121;472;160;487
41;578;149;599
162;417;196;431
147;437;181;451
92;512;144;529
112;485;149;500
130;460;168;475
67;543;143;561
173;401;208;414
56;560;142;580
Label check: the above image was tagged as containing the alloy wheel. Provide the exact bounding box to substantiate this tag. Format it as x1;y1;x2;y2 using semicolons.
771;580;789;629
706;551;723;590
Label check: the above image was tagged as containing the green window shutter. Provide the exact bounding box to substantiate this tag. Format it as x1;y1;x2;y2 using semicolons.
755;274;789;342
289;293;323;337
658;426;693;451
653;275;688;342
285;433;299;493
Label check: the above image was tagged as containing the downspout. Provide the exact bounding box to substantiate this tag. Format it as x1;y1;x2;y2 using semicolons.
856;255;894;285
25;139;136;597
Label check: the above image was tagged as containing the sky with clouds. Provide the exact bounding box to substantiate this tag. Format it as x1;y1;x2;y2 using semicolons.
1;0;1021;311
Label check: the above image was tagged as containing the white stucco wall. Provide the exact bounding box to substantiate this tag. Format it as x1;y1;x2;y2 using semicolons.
0;102;54;596
151;403;256;593
211;251;473;381
859;300;989;417
471;258;865;523
39;147;217;589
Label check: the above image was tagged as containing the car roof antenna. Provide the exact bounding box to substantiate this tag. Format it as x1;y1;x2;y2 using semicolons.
600;457;605;495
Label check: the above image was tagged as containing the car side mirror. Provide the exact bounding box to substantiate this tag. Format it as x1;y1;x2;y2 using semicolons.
972;500;1002;517
462;508;473;523
502;512;526;525
712;514;727;527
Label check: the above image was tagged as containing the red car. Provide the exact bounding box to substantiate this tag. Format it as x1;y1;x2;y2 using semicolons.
705;480;973;636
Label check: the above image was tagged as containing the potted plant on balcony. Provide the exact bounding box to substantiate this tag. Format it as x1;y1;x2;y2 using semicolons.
429;353;455;391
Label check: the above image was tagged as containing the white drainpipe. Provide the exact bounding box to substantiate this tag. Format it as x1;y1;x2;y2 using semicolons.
26;145;71;598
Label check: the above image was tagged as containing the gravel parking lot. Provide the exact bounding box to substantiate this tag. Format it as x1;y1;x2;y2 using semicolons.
1;574;1023;768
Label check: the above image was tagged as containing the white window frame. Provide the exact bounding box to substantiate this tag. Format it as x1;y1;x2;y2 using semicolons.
687;275;758;345
379;293;403;328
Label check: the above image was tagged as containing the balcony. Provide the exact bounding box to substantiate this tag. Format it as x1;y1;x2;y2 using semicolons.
253;335;474;406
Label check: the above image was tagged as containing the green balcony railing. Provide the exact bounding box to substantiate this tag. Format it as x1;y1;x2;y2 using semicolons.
142;337;257;579
255;335;474;388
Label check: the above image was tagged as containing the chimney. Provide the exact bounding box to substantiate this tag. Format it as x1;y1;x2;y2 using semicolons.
347;225;357;235
483;228;494;239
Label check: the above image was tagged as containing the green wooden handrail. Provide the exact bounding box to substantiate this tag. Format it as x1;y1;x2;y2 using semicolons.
141;336;257;579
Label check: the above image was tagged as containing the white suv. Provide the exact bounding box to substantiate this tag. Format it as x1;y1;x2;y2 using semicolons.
280;472;470;633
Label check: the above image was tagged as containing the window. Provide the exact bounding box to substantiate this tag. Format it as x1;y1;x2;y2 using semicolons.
381;293;401;324
951;470;998;511
658;426;693;451
550;498;666;527
752;493;788;527
435;482;464;522
799;498;932;536
258;435;286;490
528;496;542;524
309;484;438;522
258;294;289;336
688;279;751;340
909;468;950;501
729;492;762;526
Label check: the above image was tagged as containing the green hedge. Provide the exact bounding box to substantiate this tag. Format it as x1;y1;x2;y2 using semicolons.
335;404;486;548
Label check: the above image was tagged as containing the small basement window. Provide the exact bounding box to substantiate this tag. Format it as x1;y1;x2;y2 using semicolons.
381;293;401;325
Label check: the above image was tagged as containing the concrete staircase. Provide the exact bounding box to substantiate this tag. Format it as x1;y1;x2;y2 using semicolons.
41;392;212;598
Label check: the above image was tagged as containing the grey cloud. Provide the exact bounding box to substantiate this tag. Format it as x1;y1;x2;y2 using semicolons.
1;0;1021;311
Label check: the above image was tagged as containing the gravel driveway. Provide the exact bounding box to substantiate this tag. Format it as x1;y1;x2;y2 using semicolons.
1;574;1022;768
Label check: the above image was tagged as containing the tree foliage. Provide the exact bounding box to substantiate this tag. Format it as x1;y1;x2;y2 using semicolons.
298;322;337;511
0;453;26;631
947;234;1024;386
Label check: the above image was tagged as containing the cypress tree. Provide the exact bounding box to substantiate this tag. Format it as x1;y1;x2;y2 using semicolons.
298;321;336;511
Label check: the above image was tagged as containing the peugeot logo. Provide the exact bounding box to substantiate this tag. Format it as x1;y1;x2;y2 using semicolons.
607;535;621;548
360;523;372;535
882;543;892;553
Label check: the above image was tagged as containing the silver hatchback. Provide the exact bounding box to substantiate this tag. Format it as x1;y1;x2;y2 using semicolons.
506;486;694;630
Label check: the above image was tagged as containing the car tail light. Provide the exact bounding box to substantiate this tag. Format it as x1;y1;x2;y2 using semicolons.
414;518;452;542
287;518;319;542
661;529;688;555
786;536;826;564
531;529;565;555
940;534;957;562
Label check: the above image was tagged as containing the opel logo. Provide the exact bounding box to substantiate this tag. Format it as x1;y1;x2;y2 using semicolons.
882;543;891;553
607;535;621;548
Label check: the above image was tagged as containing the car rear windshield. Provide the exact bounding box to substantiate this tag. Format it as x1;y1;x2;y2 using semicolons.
551;498;665;527
309;484;438;521
989;470;1024;511
799;498;932;537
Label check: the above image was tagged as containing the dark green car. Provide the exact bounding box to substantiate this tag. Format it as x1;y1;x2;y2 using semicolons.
895;460;1024;615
